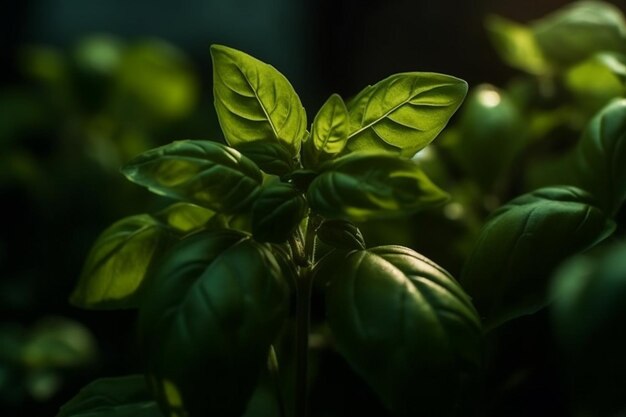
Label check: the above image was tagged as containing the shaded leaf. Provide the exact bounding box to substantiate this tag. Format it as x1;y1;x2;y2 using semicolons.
234;140;295;177
251;182;307;243
307;153;448;221
139;230;290;417
122;140;263;212
211;45;307;156
317;219;365;250
321;246;482;416
345;73;467;157
461;186;615;329
71;215;176;309
155;203;215;233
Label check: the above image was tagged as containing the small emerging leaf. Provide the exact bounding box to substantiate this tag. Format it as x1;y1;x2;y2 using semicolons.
307;153;448;221
71;215;176;310
251;182;307;243
345;72;467;157
321;246;482;416
211;45;307;156
121;140;263;213
461;186;615;329
307;93;349;165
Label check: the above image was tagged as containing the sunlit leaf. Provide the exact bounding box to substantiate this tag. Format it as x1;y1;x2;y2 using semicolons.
461;186;615;329
155;203;215;233
234;140;295;177
211;44;307;156
306;93;349;166
344;72;467;157
321;246;482;416
139;230;289;417
71;215;176;309
251;182;307;243
121;140;263;212
307;153;448;221
57;375;161;417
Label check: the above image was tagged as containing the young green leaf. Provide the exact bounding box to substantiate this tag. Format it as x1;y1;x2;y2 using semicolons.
320;246;482;417
251;182;307;243
57;375;160;417
307;93;349;164
532;1;626;67
233;140;295;176
573;99;626;216
71;215;176;310
121;140;263;213
139;230;289;417
461;186;615;329
155;202;215;233
345;72;468;157
551;243;626;416
211;44;307;156
307;153;448;221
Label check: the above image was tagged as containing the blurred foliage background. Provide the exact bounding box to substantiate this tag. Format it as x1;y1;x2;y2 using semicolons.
2;0;626;416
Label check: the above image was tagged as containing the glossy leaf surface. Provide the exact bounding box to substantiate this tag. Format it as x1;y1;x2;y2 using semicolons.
71;215;176;309
322;246;482;416
310;93;349;160
251;182;307;243
317;219;365;250
307;153;448;221
345;72;467;157
156;203;215;233
462;186;615;329
139;230;289;417
122;140;262;212
211;45;307;156
57;375;160;417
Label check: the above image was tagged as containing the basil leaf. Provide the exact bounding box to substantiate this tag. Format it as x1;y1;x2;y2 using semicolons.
121;140;263;213
321;246;482;416
57;375;161;417
139;230;289;417
251;182;307;243
234;140;295;177
307;153;448;221
345;72;467;157
532;1;626;67
155;203;215;233
211;45;307;156
461;186;615;329
573;99;626;216
317;219;365;250
551;243;626;416
306;93;349;165
71;215;176;310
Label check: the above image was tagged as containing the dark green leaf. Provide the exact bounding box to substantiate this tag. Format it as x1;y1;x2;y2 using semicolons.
251;182;307;243
551;243;626;416
345;73;467;157
139;230;290;417
532;1;626;67
461;186;615;329
121;140;263;212
211;45;307;156
573;99;626;216
71;215;176;310
307;153;448;221
57;375;161;417
316;219;365;250
234;140;295;176
321;246;482;417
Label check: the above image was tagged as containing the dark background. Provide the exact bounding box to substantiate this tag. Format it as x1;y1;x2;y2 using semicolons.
1;1;625;416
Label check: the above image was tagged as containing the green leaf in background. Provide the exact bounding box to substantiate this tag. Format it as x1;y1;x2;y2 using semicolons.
572;99;626;216
485;14;550;75
532;1;626;67
211;44;307;156
139;230;289;417
551;243;626;416
461;186;615;329
155;202;215;233
449;84;525;190
251;182;307;243
121;140;263;212
234;140;295;177
57;375;161;417
321;246;482;417
344;72;467;157
307;153;448;221
316;219;366;250
71;215;176;310
306;93;349;165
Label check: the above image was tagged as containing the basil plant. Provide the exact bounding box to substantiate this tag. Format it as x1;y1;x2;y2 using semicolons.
62;44;481;417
